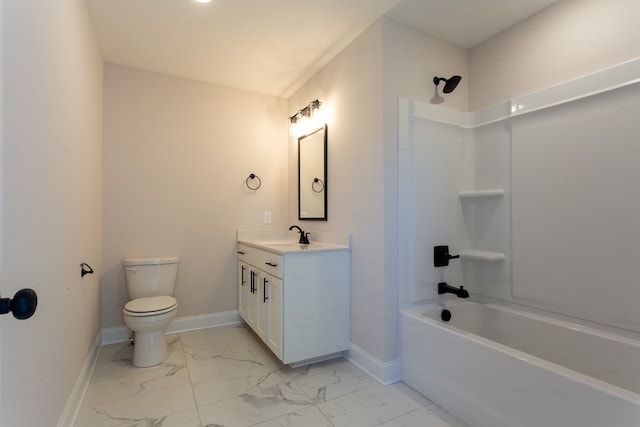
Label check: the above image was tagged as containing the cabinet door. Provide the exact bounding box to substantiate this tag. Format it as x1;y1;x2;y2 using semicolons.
238;262;249;322
265;275;283;358
256;273;268;341
245;268;259;330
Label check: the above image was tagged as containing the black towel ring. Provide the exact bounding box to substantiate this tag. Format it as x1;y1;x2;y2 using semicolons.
312;177;325;193
246;173;261;190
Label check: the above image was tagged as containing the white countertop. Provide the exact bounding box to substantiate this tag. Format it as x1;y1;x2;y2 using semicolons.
237;229;351;254
238;239;349;254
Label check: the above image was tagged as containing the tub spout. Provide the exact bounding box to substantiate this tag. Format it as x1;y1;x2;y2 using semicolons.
438;282;469;298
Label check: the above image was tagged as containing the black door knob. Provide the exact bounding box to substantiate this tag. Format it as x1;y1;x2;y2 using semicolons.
0;288;38;320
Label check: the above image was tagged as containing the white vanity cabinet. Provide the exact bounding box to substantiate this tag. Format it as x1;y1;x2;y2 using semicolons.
237;242;350;364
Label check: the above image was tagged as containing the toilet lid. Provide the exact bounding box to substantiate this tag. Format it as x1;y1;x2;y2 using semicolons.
124;296;177;316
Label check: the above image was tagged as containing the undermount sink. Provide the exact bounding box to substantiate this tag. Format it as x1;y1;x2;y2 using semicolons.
262;241;296;246
262;242;310;251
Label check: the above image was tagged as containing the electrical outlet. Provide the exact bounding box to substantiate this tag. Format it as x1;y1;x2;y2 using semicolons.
263;211;272;224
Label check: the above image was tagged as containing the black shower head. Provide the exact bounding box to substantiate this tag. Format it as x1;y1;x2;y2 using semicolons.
433;75;462;94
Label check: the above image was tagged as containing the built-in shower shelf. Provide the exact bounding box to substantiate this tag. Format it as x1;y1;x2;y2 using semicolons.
458;189;505;200
459;250;505;262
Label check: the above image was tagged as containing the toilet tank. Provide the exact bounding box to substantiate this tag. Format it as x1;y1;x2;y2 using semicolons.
123;257;179;299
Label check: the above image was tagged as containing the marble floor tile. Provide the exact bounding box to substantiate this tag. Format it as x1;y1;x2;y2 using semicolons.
75;383;196;427
76;324;467;427
82;362;191;407
96;341;134;364
289;358;374;403
317;381;431;427
251;406;334;427
91;337;184;384
192;366;294;407
180;323;253;347
186;349;283;387
118;407;202;427
380;404;469;427
197;377;313;427
183;331;270;357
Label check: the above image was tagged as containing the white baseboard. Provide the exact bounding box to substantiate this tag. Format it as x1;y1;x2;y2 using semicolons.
344;343;402;385
57;331;102;427
101;310;242;345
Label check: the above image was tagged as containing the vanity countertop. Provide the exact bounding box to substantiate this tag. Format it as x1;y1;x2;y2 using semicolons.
238;240;349;254
238;229;351;255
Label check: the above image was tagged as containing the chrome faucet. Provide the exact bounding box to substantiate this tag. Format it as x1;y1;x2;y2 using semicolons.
289;225;310;244
438;282;469;298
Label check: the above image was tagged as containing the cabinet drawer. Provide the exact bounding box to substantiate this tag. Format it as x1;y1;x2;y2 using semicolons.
237;244;283;278
237;244;251;262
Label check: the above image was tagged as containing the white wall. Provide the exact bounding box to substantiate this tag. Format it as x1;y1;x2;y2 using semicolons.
382;19;468;359
288;20;388;360
101;64;288;329
288;17;468;363
382;17;469;112
469;0;640;110
2;0;103;424
0;0;4;418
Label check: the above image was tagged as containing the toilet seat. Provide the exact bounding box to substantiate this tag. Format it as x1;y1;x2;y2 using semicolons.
124;296;177;317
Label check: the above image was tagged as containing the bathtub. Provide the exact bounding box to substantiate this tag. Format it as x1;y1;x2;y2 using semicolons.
401;299;640;427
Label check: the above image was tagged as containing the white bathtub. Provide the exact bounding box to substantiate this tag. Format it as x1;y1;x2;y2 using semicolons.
401;299;640;427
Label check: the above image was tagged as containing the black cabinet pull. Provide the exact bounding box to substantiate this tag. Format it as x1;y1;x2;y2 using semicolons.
265;261;278;267
241;265;246;286
263;278;269;303
237;251;246;255
250;271;255;293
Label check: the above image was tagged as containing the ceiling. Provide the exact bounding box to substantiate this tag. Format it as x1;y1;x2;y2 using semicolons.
85;0;560;98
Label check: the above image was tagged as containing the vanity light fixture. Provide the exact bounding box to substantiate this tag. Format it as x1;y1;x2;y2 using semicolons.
289;100;323;137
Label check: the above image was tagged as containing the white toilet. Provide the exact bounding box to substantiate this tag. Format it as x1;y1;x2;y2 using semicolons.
123;256;179;367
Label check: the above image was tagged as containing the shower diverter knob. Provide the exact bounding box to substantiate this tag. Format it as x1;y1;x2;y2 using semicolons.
434;245;460;267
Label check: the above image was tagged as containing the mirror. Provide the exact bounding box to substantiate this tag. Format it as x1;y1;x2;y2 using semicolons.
298;125;327;220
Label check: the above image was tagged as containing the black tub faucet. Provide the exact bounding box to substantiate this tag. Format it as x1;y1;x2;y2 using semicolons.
438;282;469;298
289;225;310;244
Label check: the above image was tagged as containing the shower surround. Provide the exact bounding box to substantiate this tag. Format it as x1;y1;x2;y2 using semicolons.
398;58;640;425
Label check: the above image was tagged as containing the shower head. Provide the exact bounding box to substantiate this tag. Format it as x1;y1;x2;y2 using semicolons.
433;75;462;94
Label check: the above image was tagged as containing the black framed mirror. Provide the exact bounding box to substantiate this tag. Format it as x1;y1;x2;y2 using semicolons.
298;125;327;220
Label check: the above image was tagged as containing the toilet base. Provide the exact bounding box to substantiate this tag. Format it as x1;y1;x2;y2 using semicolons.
123;304;177;368
132;330;168;367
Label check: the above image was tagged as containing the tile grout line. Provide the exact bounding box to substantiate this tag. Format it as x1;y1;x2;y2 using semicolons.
288;369;337;427
179;331;209;427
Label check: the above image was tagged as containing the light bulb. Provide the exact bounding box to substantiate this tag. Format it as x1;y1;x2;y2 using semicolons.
299;114;309;136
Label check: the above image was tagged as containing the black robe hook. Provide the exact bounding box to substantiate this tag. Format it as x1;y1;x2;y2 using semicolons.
80;263;94;277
